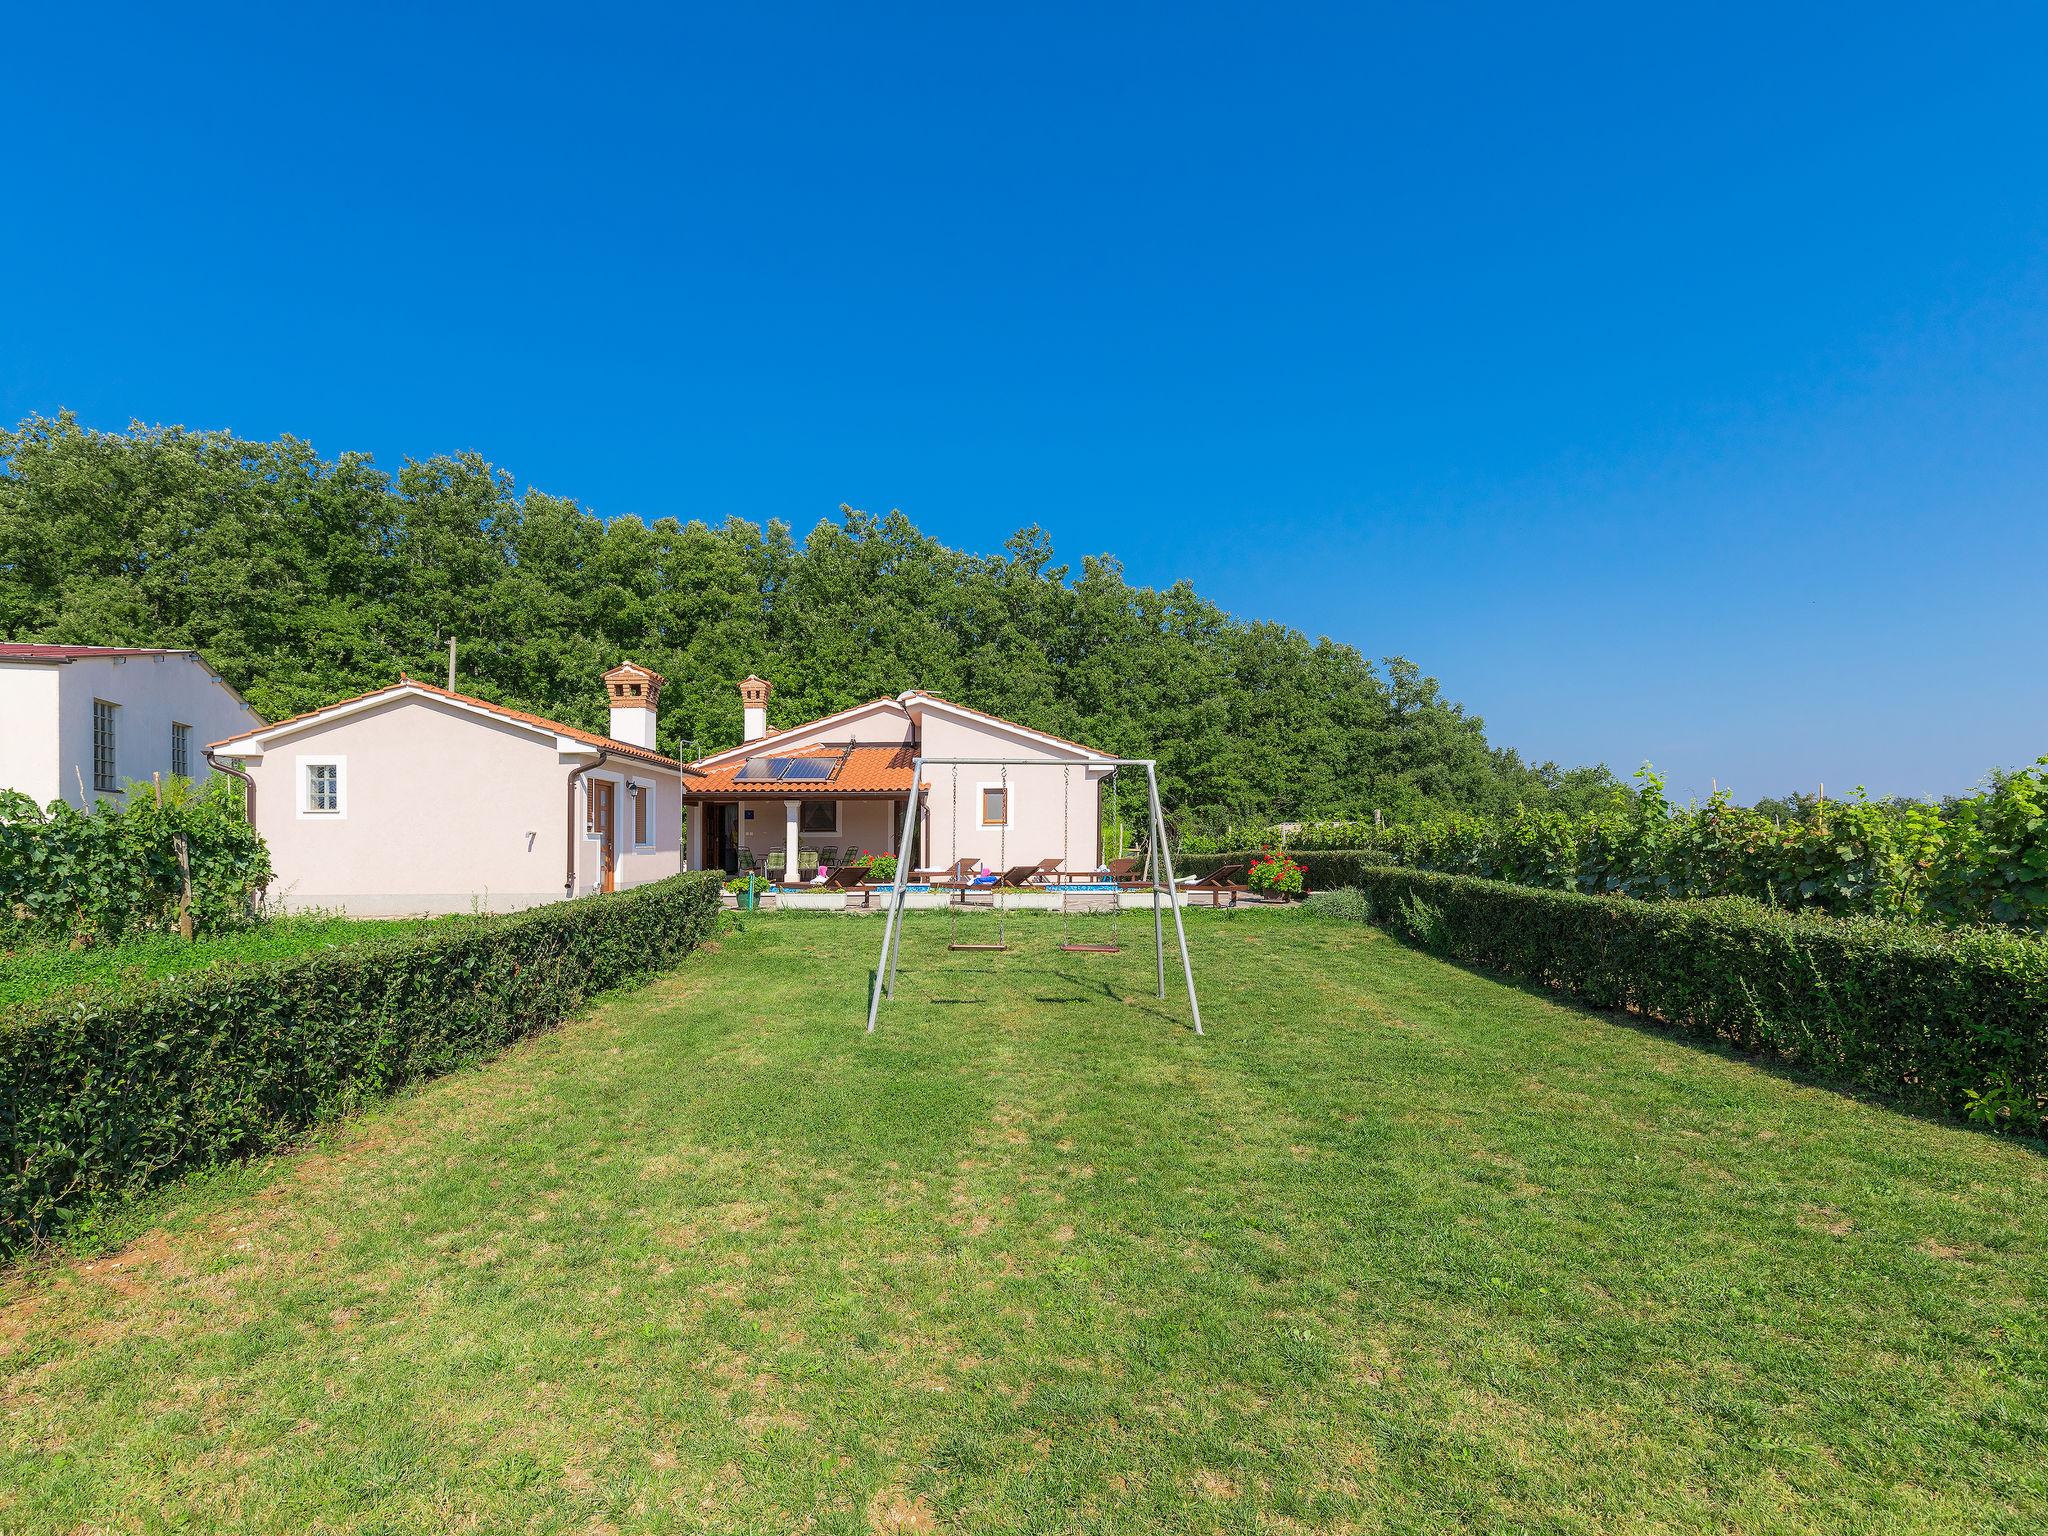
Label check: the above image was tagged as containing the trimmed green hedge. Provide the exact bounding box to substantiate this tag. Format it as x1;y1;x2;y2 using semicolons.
1178;849;1396;888
1333;867;2048;1136
0;872;724;1254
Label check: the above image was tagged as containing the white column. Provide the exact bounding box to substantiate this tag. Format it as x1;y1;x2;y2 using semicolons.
784;798;802;883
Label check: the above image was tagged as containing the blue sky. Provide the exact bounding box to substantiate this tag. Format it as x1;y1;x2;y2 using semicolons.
3;3;2043;802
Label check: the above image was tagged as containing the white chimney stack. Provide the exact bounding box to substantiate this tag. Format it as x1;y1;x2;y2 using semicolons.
603;662;663;750
739;674;773;742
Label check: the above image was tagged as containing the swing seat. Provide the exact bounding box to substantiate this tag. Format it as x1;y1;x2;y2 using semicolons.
1058;942;1122;954
948;942;1010;952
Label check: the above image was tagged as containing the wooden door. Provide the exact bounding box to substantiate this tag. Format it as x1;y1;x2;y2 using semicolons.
593;780;617;892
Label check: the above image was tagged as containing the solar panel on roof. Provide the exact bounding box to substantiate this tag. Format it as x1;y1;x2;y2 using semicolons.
736;757;778;780
774;757;836;781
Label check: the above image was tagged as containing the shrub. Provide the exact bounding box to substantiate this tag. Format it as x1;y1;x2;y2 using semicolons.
1301;887;1373;923
1188;760;2048;930
1337;866;2048;1137
860;852;899;882
0;871;724;1255
0;779;272;943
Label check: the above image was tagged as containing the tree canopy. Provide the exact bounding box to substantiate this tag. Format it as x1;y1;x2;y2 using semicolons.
0;413;1620;826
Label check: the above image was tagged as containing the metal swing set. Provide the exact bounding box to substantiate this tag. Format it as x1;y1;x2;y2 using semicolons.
865;755;1203;1035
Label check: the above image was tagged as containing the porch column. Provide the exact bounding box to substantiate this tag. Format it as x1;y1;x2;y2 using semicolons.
784;798;802;884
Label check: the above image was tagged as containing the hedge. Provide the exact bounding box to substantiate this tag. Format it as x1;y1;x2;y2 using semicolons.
0;871;724;1254
1337;867;2048;1137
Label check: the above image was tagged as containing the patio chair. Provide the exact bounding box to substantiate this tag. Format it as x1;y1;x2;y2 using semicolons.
816;865;868;891
737;849;760;874
997;858;1063;888
798;849;821;879
1180;865;1249;907
817;845;840;868
1061;855;1143;887
764;850;786;881
916;856;979;886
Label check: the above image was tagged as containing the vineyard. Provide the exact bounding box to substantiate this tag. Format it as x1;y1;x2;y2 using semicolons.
0;779;272;944
1184;761;2048;930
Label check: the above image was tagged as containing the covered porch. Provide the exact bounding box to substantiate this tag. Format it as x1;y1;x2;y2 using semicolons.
683;739;925;881
686;791;915;880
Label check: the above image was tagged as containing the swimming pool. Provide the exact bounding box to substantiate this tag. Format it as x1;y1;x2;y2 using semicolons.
863;881;1120;894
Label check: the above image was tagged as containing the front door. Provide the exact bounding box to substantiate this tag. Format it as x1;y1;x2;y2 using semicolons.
717;803;739;875
592;780;617;893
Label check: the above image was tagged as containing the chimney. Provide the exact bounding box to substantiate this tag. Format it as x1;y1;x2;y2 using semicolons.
739;674;773;742
603;662;664;750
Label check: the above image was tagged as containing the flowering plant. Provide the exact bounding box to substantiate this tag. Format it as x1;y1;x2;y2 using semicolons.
860;851;898;882
1248;847;1307;898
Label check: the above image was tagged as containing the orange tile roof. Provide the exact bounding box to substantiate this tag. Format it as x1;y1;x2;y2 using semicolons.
685;742;921;797
209;676;691;772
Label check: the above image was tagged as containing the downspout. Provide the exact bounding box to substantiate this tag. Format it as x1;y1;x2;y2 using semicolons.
204;751;257;827
565;750;611;897
205;750;269;906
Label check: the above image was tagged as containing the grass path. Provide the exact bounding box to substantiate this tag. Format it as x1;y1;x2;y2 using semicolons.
2;910;2044;1533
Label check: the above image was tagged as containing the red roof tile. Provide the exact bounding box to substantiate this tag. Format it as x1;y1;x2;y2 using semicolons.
210;677;690;772
685;742;921;797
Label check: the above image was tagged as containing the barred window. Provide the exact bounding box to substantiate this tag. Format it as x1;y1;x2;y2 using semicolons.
170;722;191;779
92;700;118;792
306;762;339;813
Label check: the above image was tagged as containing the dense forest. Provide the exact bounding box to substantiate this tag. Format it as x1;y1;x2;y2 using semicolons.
0;414;1619;828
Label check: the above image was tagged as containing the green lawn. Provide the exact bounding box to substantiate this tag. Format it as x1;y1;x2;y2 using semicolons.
0;914;468;1010
2;909;2044;1533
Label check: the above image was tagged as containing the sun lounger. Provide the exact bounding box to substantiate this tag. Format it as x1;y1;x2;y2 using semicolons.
997;858;1063;888
1180;865;1250;907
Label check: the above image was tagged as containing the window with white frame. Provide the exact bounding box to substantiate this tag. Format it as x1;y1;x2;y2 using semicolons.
980;784;1008;826
91;699;119;792
799;801;838;835
170;722;191;779
298;756;345;817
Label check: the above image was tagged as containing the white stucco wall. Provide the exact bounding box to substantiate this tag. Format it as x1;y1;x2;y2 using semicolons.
908;710;1108;876
0;665;62;804
575;761;687;898
0;653;262;808
240;694;681;916
725;702;915;759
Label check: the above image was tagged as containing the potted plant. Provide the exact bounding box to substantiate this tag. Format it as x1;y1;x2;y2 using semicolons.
1248;847;1307;900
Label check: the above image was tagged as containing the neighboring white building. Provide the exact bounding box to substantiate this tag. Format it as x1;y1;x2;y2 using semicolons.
208;662;695;916
0;644;264;809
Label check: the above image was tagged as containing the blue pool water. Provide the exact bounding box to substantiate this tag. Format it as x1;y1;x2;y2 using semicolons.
863;882;1120;894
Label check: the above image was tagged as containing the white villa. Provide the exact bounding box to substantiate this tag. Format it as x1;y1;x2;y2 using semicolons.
0;644;263;808
684;675;1118;881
